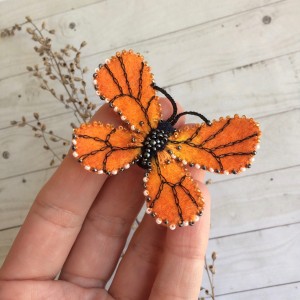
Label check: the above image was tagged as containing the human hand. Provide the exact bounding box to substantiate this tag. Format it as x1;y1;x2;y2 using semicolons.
0;99;210;300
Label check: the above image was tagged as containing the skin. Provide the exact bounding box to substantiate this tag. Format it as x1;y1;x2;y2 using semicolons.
0;99;210;300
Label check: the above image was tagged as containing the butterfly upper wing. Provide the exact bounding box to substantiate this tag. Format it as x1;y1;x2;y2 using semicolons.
167;115;261;174
94;50;161;135
144;156;205;229
72;122;142;174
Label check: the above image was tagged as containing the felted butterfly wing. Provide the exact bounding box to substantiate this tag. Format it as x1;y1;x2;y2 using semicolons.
72;122;142;175
93;50;161;135
166;115;261;174
144;156;205;229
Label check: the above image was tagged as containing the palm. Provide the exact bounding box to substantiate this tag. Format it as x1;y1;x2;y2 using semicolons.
0;101;210;300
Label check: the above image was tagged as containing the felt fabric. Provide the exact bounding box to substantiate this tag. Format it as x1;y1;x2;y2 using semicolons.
73;122;142;173
95;50;161;135
168;115;261;174
146;157;204;226
72;49;262;229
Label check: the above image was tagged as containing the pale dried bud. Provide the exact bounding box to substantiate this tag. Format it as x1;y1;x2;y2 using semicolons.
80;41;87;48
212;251;217;261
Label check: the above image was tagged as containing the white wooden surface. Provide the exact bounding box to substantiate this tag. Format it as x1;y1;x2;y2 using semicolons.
0;0;300;298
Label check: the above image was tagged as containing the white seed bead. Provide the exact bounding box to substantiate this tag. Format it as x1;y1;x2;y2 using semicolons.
171;154;176;159
240;167;246;172
84;165;91;171
72;152;78;158
72;139;77;145
224;170;229;175
105;98;109;103
183;221;189;227
250;157;255;163
256;144;260;150
97;170;104;174
143;190;149;196
112;169;118;175
169;224;176;230
94;68;99;73
96;91;100;96
156;218;162;224
194;215;200;222
121;116;126;121
131;125;135;131
124;163;130;169
209;167;214;172
113;106;119;112
93;79;98;85
143;177;149;183
195;164;200;169
182;160;187;165
146;208;152;214
105;59;110;64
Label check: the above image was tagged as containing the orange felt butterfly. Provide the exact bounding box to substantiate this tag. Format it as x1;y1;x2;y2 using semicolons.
72;50;261;230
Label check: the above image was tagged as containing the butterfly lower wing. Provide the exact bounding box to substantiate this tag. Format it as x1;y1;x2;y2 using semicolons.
72;122;142;174
94;50;161;135
144;157;204;229
167;115;261;174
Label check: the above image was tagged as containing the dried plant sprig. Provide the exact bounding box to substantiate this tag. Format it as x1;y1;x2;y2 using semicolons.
199;251;217;299
11;113;70;166
2;16;96;125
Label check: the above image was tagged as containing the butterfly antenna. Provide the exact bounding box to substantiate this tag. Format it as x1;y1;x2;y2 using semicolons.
151;84;178;123
172;111;212;126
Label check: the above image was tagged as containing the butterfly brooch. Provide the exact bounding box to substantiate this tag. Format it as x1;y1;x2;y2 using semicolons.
72;50;261;230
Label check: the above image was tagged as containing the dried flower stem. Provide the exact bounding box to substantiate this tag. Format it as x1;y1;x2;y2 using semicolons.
204;256;215;299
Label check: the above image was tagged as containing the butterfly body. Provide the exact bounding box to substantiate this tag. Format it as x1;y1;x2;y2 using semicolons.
72;50;261;230
138;120;176;169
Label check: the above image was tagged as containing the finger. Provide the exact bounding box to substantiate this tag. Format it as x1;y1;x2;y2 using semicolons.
149;175;211;300
0;104;122;280
59;98;185;288
108;215;167;300
59;165;145;288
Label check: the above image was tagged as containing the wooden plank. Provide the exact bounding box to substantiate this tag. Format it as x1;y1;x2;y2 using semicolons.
200;223;300;295
1;48;300;129
0;168;55;230
167;52;300;121
0;0;285;80
0;112;70;180
1;108;299;180
209;165;300;238
214;282;300;300
0;0;102;28
0;227;19;267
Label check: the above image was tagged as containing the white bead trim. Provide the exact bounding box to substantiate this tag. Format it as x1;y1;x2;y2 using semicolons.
146;208;152;214
156;218;162;224
73;152;78;158
169;224;176;230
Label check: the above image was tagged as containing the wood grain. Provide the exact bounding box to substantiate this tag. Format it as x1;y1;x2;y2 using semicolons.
201;223;300;295
0;0;286;80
